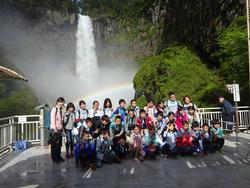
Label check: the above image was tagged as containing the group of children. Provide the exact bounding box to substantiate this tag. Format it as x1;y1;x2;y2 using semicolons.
60;92;225;170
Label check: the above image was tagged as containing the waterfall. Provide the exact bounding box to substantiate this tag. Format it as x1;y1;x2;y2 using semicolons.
75;14;98;81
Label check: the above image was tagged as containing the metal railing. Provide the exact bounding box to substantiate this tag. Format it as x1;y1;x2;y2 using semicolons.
0;106;249;152
0;115;40;153
197;106;250;131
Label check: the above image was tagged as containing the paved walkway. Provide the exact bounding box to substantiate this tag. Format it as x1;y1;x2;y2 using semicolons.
0;133;250;188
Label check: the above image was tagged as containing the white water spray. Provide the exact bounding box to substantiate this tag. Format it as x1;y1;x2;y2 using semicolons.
76;14;98;80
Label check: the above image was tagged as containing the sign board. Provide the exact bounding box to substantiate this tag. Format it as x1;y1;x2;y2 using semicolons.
233;84;240;102
226;84;234;93
18;116;27;123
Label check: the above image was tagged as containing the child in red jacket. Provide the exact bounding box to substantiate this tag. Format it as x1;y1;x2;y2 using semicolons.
136;109;153;130
176;121;197;155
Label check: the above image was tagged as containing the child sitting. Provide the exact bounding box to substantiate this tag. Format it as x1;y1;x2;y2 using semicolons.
202;124;218;154
99;115;111;133
74;130;96;170
175;106;188;130
190;121;203;154
211;119;225;150
165;112;175;125
125;109;137;137
143;127;161;160
96;131;115;168
136;109;154;130
155;112;166;138
176;121;196;155
129;126;145;163
110;116;126;163
161;123;178;158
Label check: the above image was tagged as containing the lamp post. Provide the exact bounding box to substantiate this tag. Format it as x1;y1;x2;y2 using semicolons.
247;0;250;104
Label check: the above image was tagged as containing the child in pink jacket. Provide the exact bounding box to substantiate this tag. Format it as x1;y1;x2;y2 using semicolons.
175;106;188;130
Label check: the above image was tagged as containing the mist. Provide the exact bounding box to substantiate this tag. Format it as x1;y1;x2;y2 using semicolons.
0;5;137;109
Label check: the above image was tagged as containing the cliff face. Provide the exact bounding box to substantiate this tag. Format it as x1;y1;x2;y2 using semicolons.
159;0;246;57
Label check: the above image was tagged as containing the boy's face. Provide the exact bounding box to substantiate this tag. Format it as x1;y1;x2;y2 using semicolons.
120;102;126;108
115;118;122;126
131;101;137;107
129;111;134;117
103;133;108;139
170;94;176;101
183;123;189;131
193;126;200;131
80;104;86;110
102;120;108;126
134;127;140;134
87;122;93;128
214;123;220;129
219;98;224;103
157;115;163;121
203;126;209;132
140;112;146;118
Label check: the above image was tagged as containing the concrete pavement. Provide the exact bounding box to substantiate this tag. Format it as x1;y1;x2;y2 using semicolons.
0;134;250;188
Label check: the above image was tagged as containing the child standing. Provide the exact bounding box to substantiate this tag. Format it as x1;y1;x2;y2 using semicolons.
63;103;76;159
112;99;127;123
103;98;113;118
144;100;157;123
190;121;203;154
155;112;166;139
89;100;103;118
75;100;88;129
130;99;140;118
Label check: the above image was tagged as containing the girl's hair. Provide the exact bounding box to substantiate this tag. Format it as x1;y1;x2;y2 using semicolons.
167;123;177;132
93;100;99;106
167;112;175;117
79;100;86;106
183;95;192;103
56;97;65;103
103;98;112;109
101;115;110;122
177;106;184;111
66;102;75;111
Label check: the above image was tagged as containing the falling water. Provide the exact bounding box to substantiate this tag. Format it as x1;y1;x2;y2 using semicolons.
75;14;98;81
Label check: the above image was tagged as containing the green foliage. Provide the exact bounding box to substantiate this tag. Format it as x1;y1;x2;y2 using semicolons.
133;46;225;107
212;16;249;105
136;95;148;109
79;0;154;19
0;56;38;118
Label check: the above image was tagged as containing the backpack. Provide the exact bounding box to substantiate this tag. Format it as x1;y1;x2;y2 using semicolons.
44;107;58;130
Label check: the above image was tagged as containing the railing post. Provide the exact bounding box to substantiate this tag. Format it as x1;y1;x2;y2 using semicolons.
40;108;45;146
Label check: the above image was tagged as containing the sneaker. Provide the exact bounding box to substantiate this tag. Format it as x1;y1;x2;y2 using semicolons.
59;157;65;162
134;158;140;163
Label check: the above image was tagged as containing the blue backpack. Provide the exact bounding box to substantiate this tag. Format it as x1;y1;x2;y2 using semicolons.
44;107;58;130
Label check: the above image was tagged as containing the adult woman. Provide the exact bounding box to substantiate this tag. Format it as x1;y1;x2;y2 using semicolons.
182;95;198;113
